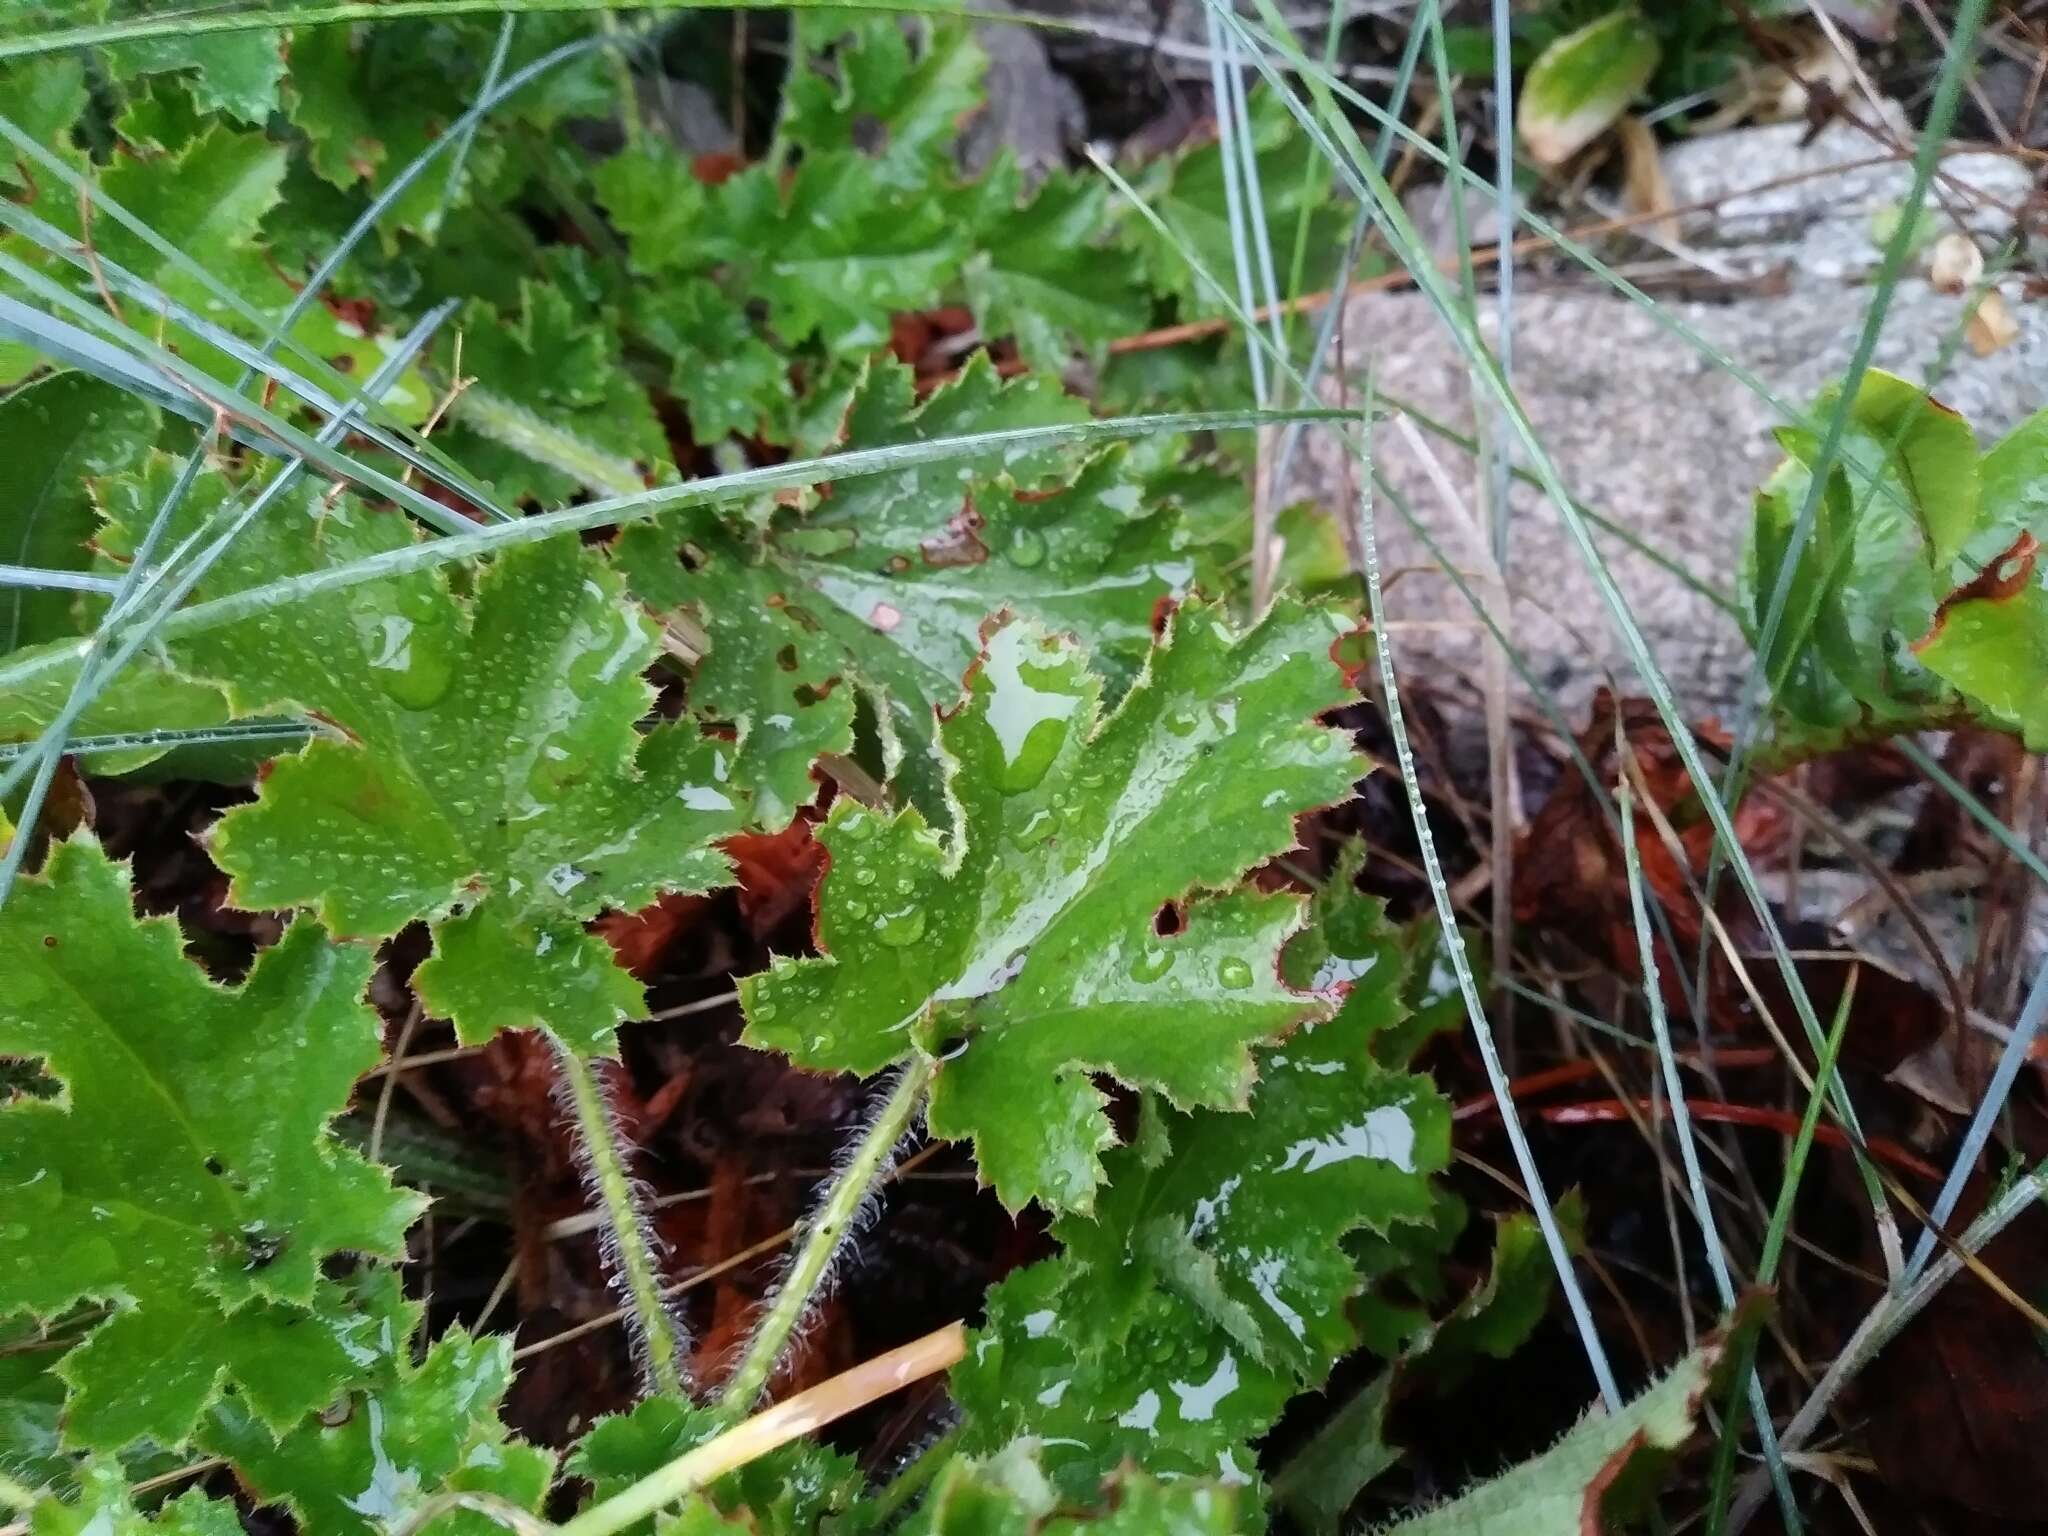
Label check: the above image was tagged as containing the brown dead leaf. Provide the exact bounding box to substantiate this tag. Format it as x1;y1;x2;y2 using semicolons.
1859;1167;2048;1521
1967;289;2021;357
1616;114;1678;246
1929;232;1986;295
1512;692;1945;1077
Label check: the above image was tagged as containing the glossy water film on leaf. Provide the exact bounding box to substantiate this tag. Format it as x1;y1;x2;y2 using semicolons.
949;872;1447;1511
741;595;1362;1215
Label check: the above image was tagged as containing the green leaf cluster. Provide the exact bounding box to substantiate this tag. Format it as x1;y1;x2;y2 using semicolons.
1742;369;2048;750
0;7;1663;1534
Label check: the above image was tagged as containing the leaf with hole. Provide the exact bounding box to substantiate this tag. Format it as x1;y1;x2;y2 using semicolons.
740;595;1361;1213
613;356;1215;826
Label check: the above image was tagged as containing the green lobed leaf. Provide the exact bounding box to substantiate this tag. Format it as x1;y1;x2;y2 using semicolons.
0;835;422;1451
634;278;794;445
97;32;287;124
613;356;1215;826
715;152;967;354
963;163;1153;374
949;877;1444;1506
89;461;752;1056
951;1258;1292;1504
443;276;671;504
28;1465;244;1536
591;144;715;278
1053;956;1451;1381
281;18;557;241
742;597;1361;1212
779;15;987;194
204;1271;552;1536
0;372;157;651
1131;89;1349;317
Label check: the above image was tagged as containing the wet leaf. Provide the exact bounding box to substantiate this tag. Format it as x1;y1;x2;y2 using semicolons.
950;875;1441;1505
740;598;1360;1212
90;461;754;1056
613;356;1212;826
205;1272;552;1536
927;1450;1240;1534
27;1465;244;1536
0;372;157;651
1376;1332;1732;1535
963;164;1152;372
569;1394;864;1536
779;14;986;194
0;835;421;1450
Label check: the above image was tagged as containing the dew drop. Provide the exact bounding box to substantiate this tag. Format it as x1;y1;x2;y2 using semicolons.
1129;946;1172;984
875;905;927;946
753;1000;779;1022
1164;709;1201;738
1218;958;1254;990
1010;807;1059;848
853;867;878;887
1005;528;1047;568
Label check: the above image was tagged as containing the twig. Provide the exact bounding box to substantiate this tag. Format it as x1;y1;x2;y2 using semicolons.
1726;1163;2048;1533
368;999;423;1166
1106;152;1922;353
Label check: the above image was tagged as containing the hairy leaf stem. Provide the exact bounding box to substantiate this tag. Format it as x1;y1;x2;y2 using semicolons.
552;1037;688;1399
713;1055;934;1420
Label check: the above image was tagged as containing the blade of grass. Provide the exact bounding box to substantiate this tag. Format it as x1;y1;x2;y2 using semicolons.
0;256;490;539
0;720;324;763
0;303;454;896
1726;1157;2047;1532
1704;973;1859;1536
0;566;121;596
1905;962;2048;1282
0;404;1355;702
0;202;512;523
1618;735;1802;1532
1222;1;1895;1262
1350;378;1624;1410
1702;0;1992;916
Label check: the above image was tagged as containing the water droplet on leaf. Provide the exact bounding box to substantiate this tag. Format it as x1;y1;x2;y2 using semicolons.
1129;946;1172;983
1006;528;1048;568
875;905;926;946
